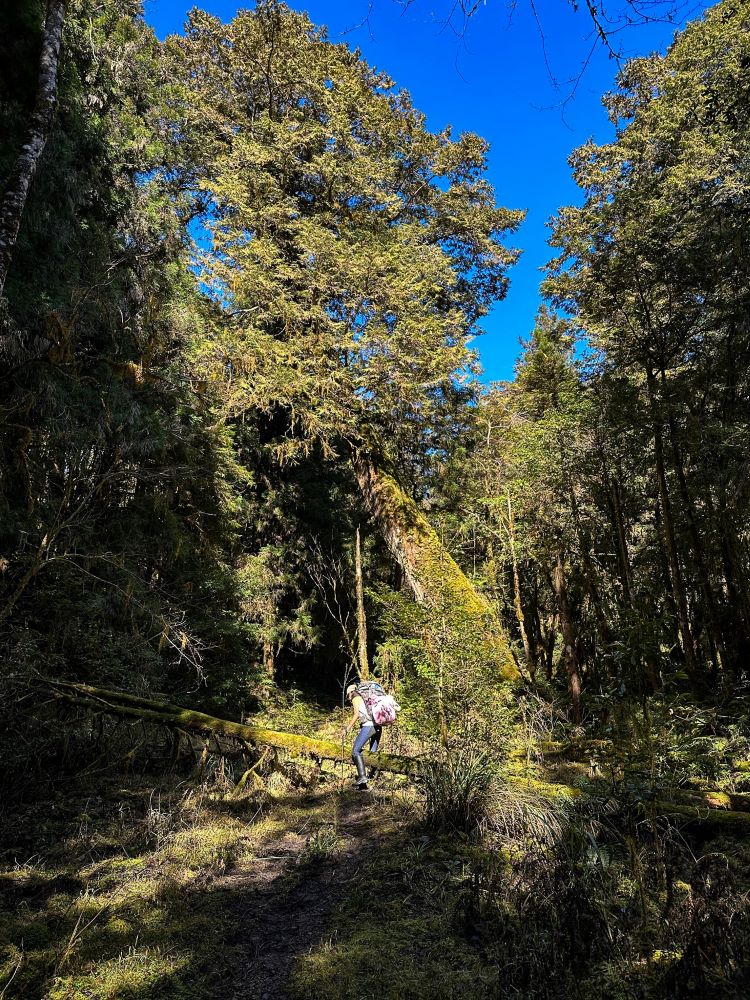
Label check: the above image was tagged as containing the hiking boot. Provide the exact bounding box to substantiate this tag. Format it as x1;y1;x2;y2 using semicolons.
356;779;368;790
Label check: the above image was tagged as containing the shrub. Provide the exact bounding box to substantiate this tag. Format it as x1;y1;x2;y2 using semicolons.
421;749;493;834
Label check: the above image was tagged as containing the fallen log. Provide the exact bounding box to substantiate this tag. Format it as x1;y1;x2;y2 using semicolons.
41;680;750;829
648;799;750;831
45;679;419;776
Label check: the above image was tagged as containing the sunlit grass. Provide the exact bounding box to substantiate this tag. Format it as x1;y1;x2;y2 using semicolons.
0;773;290;999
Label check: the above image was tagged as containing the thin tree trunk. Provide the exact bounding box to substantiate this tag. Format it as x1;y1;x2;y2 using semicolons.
505;494;536;677
551;552;582;723
646;369;697;677
544;612;557;682
354;524;369;680
567;478;613;646
610;475;633;606
0;0;67;295
263;639;275;680
712;488;750;673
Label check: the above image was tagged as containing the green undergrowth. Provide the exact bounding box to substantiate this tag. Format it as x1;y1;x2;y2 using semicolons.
517;689;750;798
245;683;430;763
247;684;338;739
0;761;374;1000
291;774;750;1000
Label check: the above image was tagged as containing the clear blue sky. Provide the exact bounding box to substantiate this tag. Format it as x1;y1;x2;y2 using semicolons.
144;0;709;381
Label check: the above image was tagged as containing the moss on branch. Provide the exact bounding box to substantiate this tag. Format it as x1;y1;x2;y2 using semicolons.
45;680;419;776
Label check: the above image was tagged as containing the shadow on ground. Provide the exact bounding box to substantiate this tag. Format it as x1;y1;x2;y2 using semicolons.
0;770;415;1000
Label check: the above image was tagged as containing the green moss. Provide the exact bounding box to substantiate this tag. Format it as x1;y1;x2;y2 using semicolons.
161;820;247;870
48;948;190;1000
292;916;495;1000
289;830;501;1000
360;463;520;684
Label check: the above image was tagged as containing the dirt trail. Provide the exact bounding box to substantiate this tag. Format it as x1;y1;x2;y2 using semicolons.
215;789;381;1000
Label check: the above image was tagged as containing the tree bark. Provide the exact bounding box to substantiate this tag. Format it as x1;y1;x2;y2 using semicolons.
567;479;614;646
609;475;633;606
505;494;536;677
354;524;369;680
551;551;582;723
263;639;275;680
543;612;557;681
351;450;520;683
0;0;67;296
713;488;750;671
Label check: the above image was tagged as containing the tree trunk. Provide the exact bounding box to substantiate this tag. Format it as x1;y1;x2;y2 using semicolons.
661;373;725;675
567;478;614;646
505;494;536;677
351;451;519;683
543;612;557;681
354;524;369;680
46;679;417;775
713;488;750;672
0;0;67;296
646;369;697;678
609;474;632;606
551;551;582;723
263;639;275;680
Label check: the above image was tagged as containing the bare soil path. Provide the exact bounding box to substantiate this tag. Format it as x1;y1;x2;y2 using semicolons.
213;787;383;1000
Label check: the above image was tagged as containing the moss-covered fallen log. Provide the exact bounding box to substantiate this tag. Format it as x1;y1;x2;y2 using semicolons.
45;680;419;776
42;680;750;829
649;799;750;831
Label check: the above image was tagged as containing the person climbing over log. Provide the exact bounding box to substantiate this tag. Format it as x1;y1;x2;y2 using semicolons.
344;682;381;790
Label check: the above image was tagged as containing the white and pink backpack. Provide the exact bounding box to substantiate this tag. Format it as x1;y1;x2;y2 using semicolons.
357;681;400;726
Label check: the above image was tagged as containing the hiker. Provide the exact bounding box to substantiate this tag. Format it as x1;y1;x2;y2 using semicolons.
344;682;382;790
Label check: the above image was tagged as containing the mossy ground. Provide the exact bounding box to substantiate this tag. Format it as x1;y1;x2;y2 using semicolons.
0;775;254;999
290;821;750;1000
2;710;750;1000
0;756;413;1000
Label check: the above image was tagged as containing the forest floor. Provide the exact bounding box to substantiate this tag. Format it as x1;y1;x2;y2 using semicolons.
3;713;750;999
215;785;397;1000
0;761;420;1000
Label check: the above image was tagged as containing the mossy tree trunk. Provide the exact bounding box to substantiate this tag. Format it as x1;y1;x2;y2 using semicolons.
352;452;520;683
0;0;67;295
354;524;369;680
45;679;417;776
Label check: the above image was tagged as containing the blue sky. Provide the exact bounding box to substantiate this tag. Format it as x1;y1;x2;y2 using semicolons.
144;0;709;381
